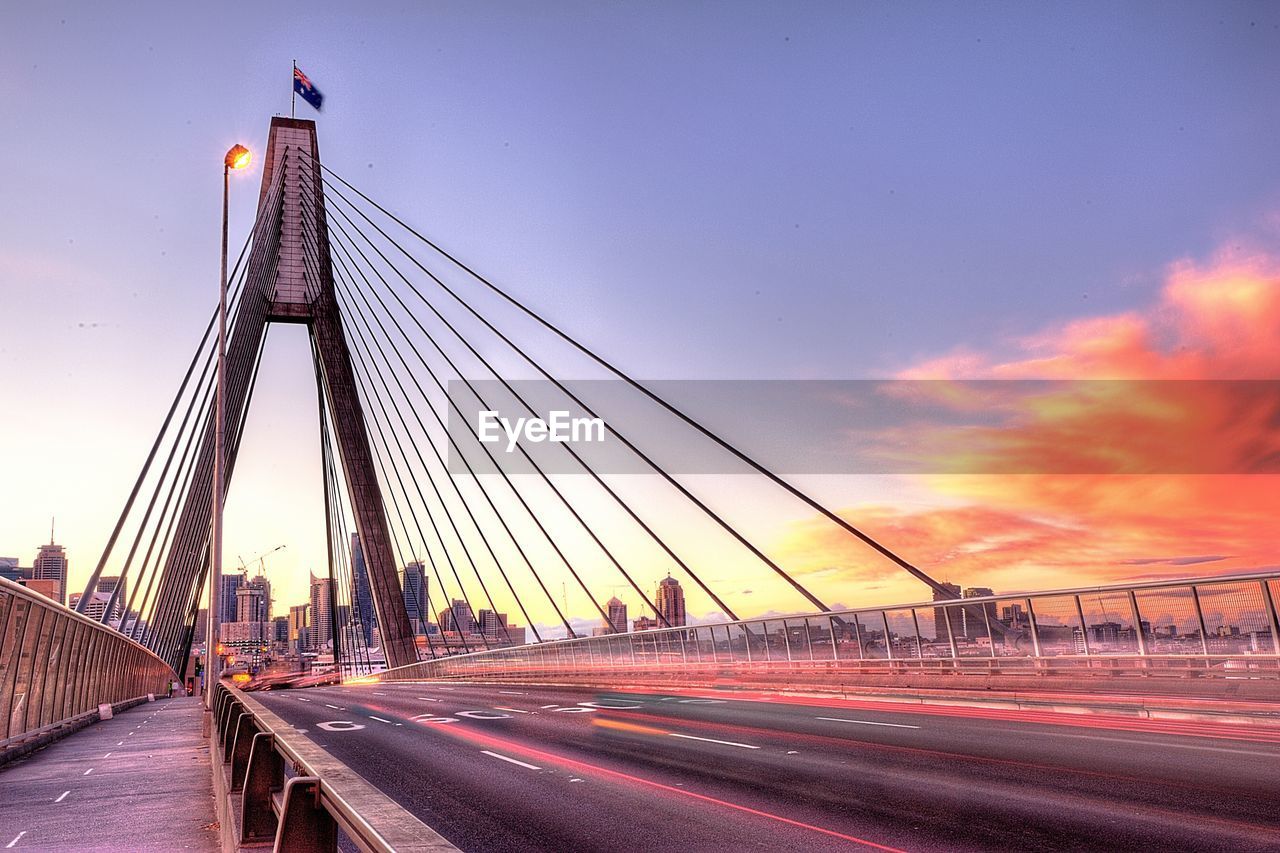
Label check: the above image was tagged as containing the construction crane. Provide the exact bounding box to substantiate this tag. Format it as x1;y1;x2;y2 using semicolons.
238;544;286;578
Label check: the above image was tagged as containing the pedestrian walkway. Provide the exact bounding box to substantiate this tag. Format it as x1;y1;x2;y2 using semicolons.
0;696;217;851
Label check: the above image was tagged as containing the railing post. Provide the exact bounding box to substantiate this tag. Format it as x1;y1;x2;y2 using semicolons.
1128;590;1148;656
230;711;259;791
942;607;959;660
881;612;893;660
240;732;282;844
274;776;336;852
1025;599;1043;658
1073;595;1092;656
1191;585;1210;654
1260;580;1280;655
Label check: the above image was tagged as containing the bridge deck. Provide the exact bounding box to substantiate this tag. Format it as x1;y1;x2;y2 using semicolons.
0;697;216;851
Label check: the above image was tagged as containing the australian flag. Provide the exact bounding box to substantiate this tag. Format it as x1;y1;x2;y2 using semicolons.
294;66;324;111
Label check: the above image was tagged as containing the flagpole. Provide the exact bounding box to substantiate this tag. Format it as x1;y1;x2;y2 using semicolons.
291;59;297;118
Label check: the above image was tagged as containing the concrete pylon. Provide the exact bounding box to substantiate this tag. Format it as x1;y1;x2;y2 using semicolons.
147;118;417;673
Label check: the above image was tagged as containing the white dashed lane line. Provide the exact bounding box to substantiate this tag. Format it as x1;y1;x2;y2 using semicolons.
417;697;441;702
6;831;26;848
481;750;540;770
54;791;70;803
368;716;393;724
82;768;93;776
493;707;529;714
498;691;526;695
815;717;920;730
669;733;759;749
325;704;341;710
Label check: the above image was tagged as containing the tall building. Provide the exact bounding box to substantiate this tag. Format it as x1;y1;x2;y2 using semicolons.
932;582;962;640
288;604;310;653
32;538;68;606
0;557;25;582
438;599;476;634
69;591;114;622
594;597;628;635
310;574;334;651
235;582;267;623
402;562;428;634
960;587;997;639
351;533;376;644
219;574;244;624
97;576;127;623
656;575;686;627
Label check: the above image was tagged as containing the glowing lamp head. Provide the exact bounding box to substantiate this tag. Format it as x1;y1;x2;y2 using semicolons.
224;144;251;170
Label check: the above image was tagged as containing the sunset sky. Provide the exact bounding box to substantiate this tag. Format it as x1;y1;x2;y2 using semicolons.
2;3;1278;631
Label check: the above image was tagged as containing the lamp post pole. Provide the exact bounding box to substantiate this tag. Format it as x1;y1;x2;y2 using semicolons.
207;161;229;705
207;143;249;706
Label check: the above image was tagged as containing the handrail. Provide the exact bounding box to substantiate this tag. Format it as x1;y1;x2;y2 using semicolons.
211;682;457;851
374;570;1280;683
0;577;177;748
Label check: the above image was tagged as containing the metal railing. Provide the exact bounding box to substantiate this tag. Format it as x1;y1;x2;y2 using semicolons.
210;682;457;851
0;577;176;752
375;571;1280;685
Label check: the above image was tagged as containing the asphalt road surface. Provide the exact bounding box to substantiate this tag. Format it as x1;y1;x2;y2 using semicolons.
254;682;1280;852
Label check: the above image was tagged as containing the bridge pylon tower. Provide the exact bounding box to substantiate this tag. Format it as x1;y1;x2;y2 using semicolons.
144;117;417;673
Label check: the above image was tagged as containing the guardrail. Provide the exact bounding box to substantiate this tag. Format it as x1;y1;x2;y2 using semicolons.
0;577;175;756
374;571;1280;688
210;682;457;851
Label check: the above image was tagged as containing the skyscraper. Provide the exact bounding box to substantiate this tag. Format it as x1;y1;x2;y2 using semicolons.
351;533;376;644
97;575;127;623
402;561;428;634
219;574;244;625
595;596;628;635
438;599;476;634
310;574;334;651
32;538;68;606
933;582;962;640
960;587;997;639
656;575;686;627
288;604;310;653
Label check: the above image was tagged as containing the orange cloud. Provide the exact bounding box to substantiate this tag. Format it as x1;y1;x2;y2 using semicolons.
778;246;1280;601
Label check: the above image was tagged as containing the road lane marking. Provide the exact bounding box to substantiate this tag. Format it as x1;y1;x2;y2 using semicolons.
493;707;529;713
54;791;70;803
103;752;111;758
83;768;93;776
541;704;558;709
416;697;442;702
326;704;341;710
297;698;310;702
498;691;526;695
127;732;134;736
115;741;123;746
817;717;920;729
6;831;26;848
670;733;760;749
481;750;540;770
369;716;393;724
438;687;454;691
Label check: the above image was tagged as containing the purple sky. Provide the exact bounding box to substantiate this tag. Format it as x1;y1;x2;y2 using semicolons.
3;2;1279;618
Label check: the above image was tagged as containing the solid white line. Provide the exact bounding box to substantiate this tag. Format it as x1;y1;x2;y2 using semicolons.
481;750;540;770
54;791;70;803
498;691;526;695
816;717;920;729
493;707;529;713
369;716;393;724
669;733;760;749
83;768;93;776
5;831;26;848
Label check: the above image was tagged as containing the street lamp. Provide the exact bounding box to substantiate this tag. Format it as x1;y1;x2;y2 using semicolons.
208;143;251;706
